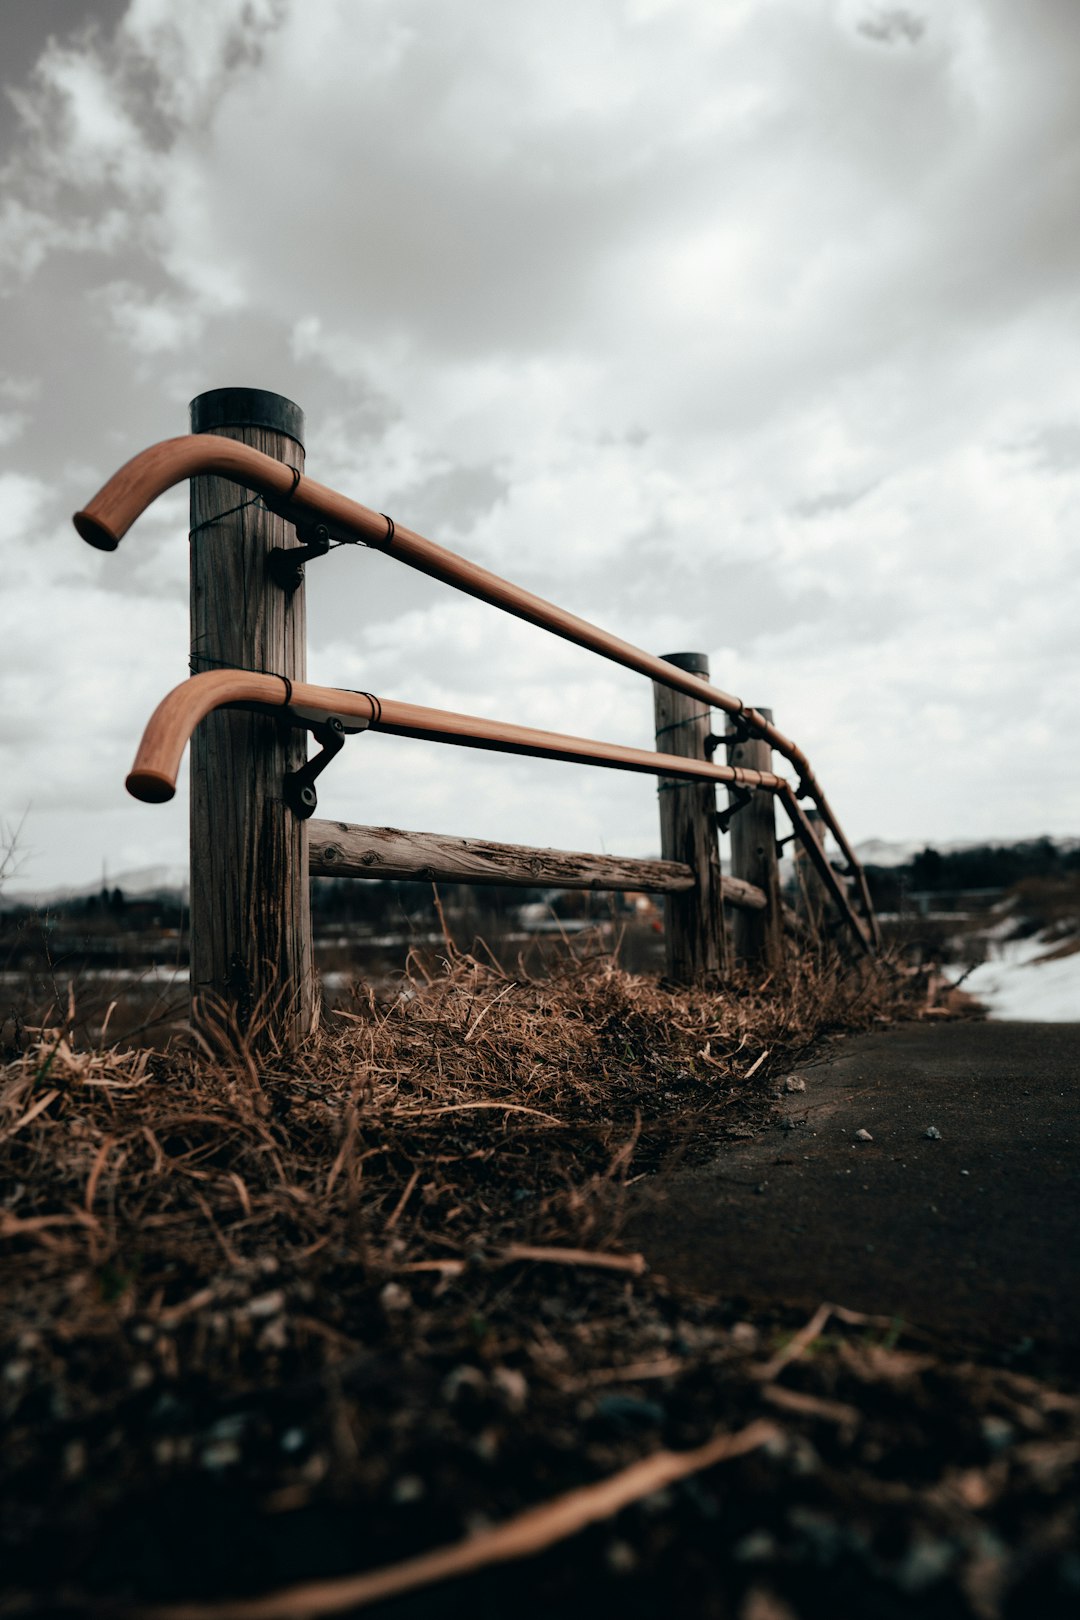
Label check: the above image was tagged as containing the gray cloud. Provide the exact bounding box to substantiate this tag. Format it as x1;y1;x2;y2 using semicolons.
1;0;1079;889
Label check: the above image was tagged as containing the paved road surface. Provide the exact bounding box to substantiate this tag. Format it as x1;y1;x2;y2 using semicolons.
625;1021;1080;1350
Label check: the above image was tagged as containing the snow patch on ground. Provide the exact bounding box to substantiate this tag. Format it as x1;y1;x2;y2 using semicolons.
964;936;1080;1022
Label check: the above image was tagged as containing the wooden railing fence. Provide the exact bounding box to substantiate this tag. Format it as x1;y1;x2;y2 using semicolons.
74;388;878;1046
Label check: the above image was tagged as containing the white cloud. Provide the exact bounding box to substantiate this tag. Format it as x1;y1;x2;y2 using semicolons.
92;279;205;355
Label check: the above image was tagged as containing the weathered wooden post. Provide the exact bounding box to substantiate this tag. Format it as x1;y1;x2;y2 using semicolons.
794;806;828;943
188;388;315;1046
652;652;726;984
724;706;783;970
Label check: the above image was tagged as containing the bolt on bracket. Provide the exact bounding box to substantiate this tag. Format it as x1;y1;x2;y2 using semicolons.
281;708;369;819
267;520;331;593
716;785;754;834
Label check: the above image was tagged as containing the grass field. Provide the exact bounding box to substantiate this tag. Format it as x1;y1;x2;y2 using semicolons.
2;938;1078;1616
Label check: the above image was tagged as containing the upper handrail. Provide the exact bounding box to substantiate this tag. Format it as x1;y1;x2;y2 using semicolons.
125;669;870;952
74;434;878;946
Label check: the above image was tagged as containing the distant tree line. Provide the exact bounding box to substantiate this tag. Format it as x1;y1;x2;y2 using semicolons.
310;876;622;928
864;838;1079;909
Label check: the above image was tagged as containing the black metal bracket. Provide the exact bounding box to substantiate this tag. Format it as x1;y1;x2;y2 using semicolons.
716;785;753;834
283;718;345;818
281;706;370;819
706;715;755;756
267;521;331;593
776;832;797;855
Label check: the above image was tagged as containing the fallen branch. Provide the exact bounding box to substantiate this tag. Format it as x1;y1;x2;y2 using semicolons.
761;1383;861;1427
743;1049;770;1080
752;1300;890;1382
140;1419;779;1620
501;1243;647;1274
400;1244;648;1278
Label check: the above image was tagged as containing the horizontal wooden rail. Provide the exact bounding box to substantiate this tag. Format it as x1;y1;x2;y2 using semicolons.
308;819;768;910
74;435;878;946
125;670;869;953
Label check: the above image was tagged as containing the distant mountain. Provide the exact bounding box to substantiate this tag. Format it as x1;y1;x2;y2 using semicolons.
1;864;189;910
854;836;1079;869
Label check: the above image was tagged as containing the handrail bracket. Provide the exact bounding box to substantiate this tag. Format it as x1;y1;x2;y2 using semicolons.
282;709;368;819
267;521;331;593
716;785;754;834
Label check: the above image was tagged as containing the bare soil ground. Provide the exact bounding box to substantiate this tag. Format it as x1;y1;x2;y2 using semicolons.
625;1020;1080;1348
2;948;1078;1619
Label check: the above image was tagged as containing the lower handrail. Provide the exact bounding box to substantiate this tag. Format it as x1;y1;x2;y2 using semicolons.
126;670;870;951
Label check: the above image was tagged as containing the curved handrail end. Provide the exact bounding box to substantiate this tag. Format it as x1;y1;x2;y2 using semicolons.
73;510;120;551
126;768;176;804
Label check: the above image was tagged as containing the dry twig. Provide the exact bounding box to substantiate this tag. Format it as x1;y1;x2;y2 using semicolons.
140;1420;779;1620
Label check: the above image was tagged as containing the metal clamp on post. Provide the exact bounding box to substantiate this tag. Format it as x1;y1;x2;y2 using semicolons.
776;831;797;856
268;521;331;593
282;707;370;819
716;785;753;834
706;713;754;756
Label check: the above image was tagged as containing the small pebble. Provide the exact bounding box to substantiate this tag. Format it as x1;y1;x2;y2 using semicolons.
379;1282;412;1313
641;1486;675;1514
733;1528;779;1564
491;1365;529;1412
246;1289;286;1319
442;1364;486;1403
784;1075;807;1093
980;1415;1014;1454
472;1427;499;1462
62;1439;87;1480
894;1533;956;1592
596;1392;664;1428
606;1539;638;1574
924;1126;942;1140
208;1413;247;1441
200;1439;241;1471
854;1128;873;1142
258;1317;288;1352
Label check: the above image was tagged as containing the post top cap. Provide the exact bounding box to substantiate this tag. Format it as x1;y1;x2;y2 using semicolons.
660;650;710;676
190;388;304;447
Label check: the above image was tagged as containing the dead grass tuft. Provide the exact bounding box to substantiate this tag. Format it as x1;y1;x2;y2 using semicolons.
0;941;916;1316
7;941;994;1615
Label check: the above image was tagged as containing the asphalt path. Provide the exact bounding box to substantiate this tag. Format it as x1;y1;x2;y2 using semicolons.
624;1020;1080;1352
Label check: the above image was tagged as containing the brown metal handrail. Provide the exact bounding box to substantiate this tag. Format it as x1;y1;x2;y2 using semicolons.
126;669;869;950
74;434;877;947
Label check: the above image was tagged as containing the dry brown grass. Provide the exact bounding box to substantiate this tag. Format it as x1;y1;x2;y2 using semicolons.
0;940;915;1318
17;943;1051;1617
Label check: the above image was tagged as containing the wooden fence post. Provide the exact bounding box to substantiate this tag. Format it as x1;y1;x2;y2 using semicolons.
724;705;783;970
652;652;726;984
188;388;315;1047
794;806;828;943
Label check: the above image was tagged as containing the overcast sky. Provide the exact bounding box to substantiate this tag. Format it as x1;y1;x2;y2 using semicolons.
1;0;1078;894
